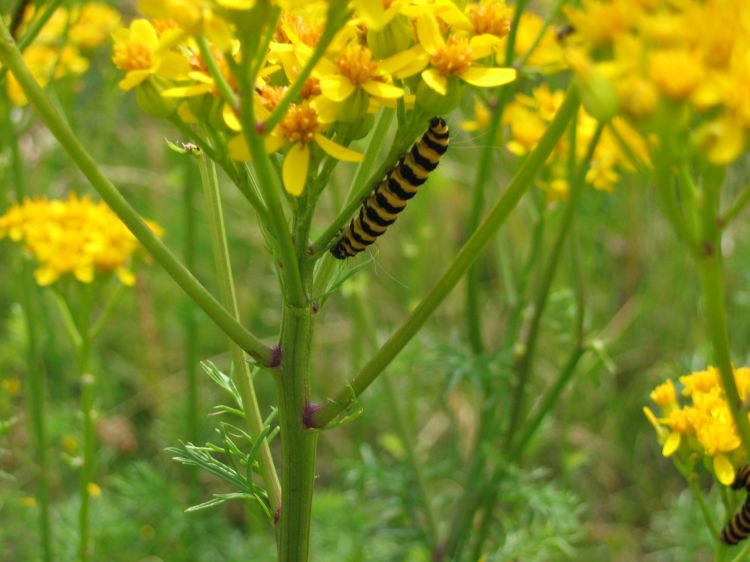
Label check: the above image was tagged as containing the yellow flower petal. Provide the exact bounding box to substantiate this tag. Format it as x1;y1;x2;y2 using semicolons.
353;0;387;30
421;68;448;95
116;267;136;286
265;135;285;154
715;454;735;486
34;267;58;286
160;84;213;98
416;13;445;55
283;143;309;196
662;432;681;457
223;104;242;132
433;0;473;31
227;135;251;161
314;133;364;162
320;74;356;102
362;80;404;99
469;34;503;58
118;70;151;92
460;66;517;88
381;45;429;77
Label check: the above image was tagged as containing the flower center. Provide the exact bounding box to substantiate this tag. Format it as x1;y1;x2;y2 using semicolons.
257;85;286;112
469;4;512;37
276;12;322;46
300;77;322;99
113;42;153;72
336;44;378;85
279;103;319;144
431;36;473;76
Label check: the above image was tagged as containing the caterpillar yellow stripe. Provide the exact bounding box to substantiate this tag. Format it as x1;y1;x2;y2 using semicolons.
721;464;750;545
330;117;450;260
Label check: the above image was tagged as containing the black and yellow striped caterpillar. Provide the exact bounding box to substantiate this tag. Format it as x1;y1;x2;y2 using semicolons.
330;117;450;260
721;465;750;545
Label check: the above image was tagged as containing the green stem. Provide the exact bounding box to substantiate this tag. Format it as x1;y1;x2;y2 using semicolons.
276;303;318;562
504;123;603;450
696;222;750;455
720;182;750;227
311;88;580;428
237;45;306;309
687;478;719;539
195;35;238;108
197;153;281;513
0;0;64;82
464;90;505;354
510;346;586;459
183;157;200;499
438;399;498;560
88;283;124;341
4;96;53;562
728;538;750;562
350;291;439;546
263;1;351;133
0;21;277;366
76;301;94;562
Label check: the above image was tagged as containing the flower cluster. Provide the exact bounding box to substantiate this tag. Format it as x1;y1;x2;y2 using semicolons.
0;194;161;286
111;0;518;195
644;366;750;485
563;0;750;164
496;84;648;199
6;3;120;105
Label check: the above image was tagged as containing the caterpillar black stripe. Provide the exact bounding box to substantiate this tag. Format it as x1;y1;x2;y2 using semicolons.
721;465;750;545
330;117;449;260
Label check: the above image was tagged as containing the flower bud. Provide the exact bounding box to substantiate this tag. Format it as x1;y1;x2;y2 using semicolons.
367;15;413;59
338;88;370;123
136;79;177;118
416;76;462;115
575;71;619;122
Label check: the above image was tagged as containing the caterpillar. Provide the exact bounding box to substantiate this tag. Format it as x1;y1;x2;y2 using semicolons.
721;465;750;545
330;117;449;260
732;466;750;491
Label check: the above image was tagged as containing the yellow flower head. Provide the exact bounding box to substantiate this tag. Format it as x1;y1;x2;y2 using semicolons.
0;194;162;286
646;365;750;486
112;19;190;91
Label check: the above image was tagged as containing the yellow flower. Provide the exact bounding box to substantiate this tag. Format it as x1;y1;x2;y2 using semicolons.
112;19;190;91
649;379;677;412
414;11;516;96
69;4;122;50
227;100;363;196
315;43;404;105
0;194;161;286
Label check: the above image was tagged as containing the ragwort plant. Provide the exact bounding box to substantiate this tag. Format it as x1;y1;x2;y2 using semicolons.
8;0;749;560
0;1;604;560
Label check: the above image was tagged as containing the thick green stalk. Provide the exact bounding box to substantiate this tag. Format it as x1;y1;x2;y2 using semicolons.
236;49;305;310
276;303;318;562
311;88;580;428
0;21;276;366
197;154;281;512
